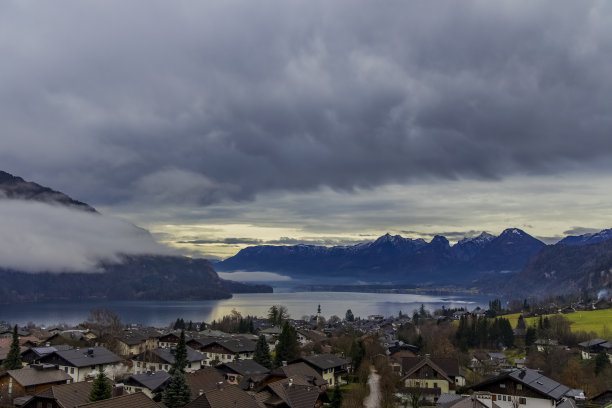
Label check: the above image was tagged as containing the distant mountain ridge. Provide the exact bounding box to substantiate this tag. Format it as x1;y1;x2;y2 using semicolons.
217;228;546;285
0;170;272;303
558;228;612;246
0;170;96;212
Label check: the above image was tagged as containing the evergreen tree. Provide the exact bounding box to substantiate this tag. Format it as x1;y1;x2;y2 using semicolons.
329;385;343;408
89;370;112;402
595;350;611;376
2;325;22;370
254;335;272;369
349;339;366;371
516;315;526;331
162;369;191;408
274;322;299;367
170;330;188;375
163;330;191;407
525;327;537;347
345;309;355;322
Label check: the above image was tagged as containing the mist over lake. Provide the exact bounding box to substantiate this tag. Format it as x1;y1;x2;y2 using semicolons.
0;291;489;328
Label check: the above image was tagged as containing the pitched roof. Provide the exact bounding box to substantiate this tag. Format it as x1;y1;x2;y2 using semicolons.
401;356;462;379
124;371;170;392
7;366;72;387
134;347;205;364
444;395;489;408
472;368;570;401
219;360;270;376
44;347;121;367
35;381;94;408
299;354;349;370
185;367;226;396
401;356;454;383
184;384;259;408
578;339;612;349
190;337;256;353
75;392;163;408
264;382;322;408
271;362;326;386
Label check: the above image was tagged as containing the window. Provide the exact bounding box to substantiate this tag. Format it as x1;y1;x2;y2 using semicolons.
433;382;438;389
164;365;169;370
517;384;522;390
500;383;506;389
70;367;74;374
415;382;420;388
519;398;526;405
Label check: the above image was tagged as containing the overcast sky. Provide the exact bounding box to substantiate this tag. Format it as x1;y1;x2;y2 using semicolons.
2;0;612;260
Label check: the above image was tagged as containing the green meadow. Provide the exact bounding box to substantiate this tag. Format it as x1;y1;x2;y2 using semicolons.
504;309;612;340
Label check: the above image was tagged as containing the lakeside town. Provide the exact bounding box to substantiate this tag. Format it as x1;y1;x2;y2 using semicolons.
1;295;611;408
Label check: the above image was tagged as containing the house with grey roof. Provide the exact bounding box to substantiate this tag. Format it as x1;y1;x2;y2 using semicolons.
472;368;575;408
294;353;349;387
578;339;612;361
0;365;72;404
39;347;122;382
121;371;170;400
187;337;256;366
132;347;206;374
217;360;270;390
21;345;74;365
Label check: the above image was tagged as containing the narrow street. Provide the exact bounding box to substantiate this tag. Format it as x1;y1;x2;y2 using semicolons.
363;367;381;408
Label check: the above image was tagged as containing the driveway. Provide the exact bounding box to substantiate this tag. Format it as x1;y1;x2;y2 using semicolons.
363;367;381;408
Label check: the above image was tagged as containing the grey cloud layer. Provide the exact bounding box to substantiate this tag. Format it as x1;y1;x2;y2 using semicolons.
2;0;612;206
0;200;169;272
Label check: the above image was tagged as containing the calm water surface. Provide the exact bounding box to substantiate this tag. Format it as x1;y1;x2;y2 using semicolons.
0;292;489;327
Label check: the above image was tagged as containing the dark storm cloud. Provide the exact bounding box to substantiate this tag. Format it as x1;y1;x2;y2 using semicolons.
563;227;602;236
2;0;612;207
177;238;264;245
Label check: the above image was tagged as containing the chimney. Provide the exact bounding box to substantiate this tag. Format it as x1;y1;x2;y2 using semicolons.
113;385;124;397
282;361;287;367
288;378;293;386
199;389;204;396
87;348;94;356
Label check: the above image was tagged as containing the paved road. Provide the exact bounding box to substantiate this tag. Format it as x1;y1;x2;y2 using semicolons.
363;368;381;408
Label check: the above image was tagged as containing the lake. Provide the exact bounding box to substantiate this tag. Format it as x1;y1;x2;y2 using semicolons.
0;291;490;328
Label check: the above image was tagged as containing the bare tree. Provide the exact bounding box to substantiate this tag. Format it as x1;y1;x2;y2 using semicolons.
84;308;123;354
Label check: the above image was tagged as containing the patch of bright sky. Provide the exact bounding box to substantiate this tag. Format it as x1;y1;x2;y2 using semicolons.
103;172;612;260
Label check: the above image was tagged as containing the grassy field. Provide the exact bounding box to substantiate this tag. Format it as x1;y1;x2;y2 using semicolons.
503;309;612;340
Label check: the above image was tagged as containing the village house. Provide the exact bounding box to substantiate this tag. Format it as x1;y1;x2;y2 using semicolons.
255;378;329;408
472;368;575;408
132;347;206;374
116;328;161;357
187;337;256;365
534;339;560;353
216;360;270;391
21;345;73;365
120;371;170;400
22;381;94;408
293;354;350;387
578;339;612;361
400;356;464;403
0;365;72;404
185;368;226;398
266;362;327;389
38;347;122;382
185;384;259;408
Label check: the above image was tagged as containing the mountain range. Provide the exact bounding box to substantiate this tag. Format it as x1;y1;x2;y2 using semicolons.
0;170;271;304
218;228;612;297
217;229;547;285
